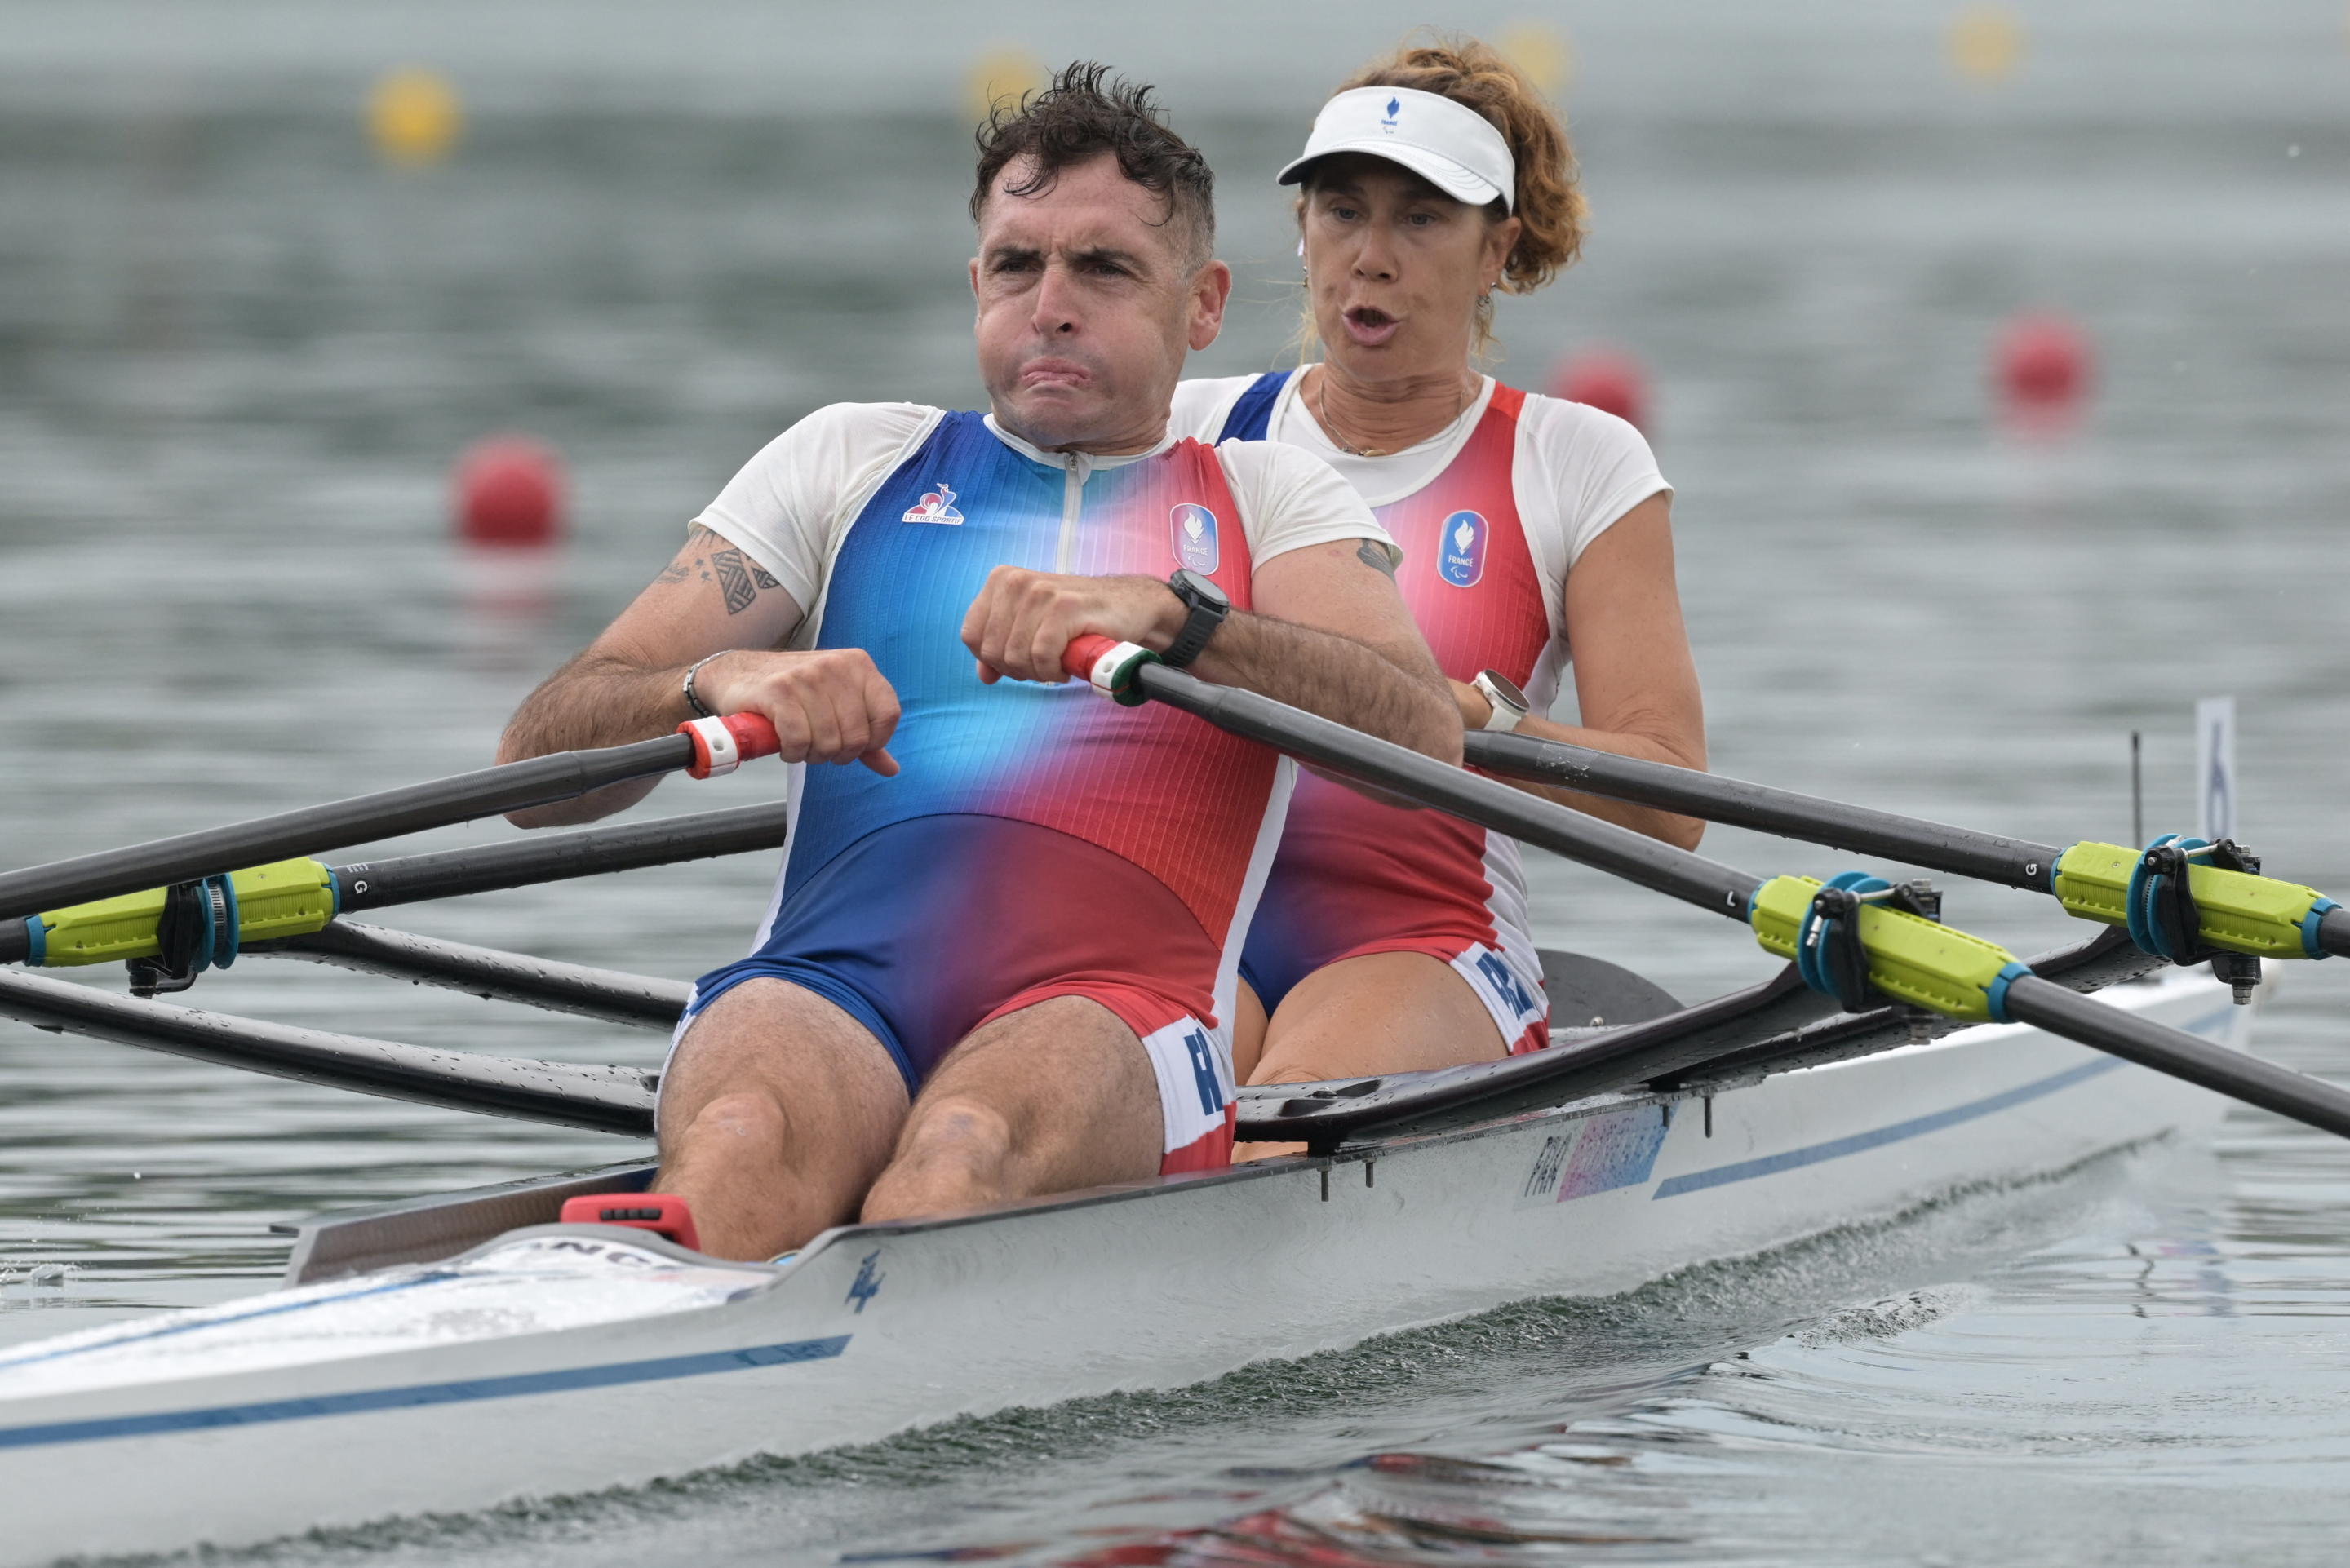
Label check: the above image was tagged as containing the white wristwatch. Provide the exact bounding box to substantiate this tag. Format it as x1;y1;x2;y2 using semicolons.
1471;669;1532;733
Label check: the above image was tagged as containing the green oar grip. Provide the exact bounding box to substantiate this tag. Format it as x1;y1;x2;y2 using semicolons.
22;858;339;968
1748;874;2025;1023
2051;842;2333;959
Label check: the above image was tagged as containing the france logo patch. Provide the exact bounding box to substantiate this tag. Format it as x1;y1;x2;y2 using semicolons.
1439;510;1487;587
1170;503;1219;574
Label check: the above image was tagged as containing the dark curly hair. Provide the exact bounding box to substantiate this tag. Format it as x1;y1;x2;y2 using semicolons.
971;61;1215;268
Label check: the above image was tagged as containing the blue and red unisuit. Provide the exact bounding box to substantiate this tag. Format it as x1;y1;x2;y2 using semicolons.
682;414;1291;1172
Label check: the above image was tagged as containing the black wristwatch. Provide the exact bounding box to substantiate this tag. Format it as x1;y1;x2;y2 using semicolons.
1161;569;1230;669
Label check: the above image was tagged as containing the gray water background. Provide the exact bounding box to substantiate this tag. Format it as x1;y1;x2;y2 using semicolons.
2;1;2349;1561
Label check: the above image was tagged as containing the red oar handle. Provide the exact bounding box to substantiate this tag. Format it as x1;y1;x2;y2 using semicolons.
1061;634;1123;680
676;713;783;778
1062;636;1161;706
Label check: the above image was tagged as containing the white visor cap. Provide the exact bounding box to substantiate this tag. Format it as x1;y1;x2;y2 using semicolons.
1276;86;1516;212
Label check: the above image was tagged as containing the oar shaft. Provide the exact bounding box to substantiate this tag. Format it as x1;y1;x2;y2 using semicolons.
0;968;655;1135
0;800;796;967
1133;664;1759;917
2321;906;2350;961
0;733;695;924
1465;730;2063;890
1467;732;2350;967
261;921;689;1029
2000;973;2350;1139
334;800;793;911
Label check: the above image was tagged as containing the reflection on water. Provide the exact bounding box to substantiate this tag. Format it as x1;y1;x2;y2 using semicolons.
2;4;2349;1563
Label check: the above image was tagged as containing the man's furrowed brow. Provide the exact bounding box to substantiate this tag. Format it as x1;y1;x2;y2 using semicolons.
982;241;1046;268
1068;243;1151;273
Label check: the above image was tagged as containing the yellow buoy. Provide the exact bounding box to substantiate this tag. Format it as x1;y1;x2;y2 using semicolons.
1496;20;1573;96
368;68;462;167
1947;4;2024;84
967;47;1046;123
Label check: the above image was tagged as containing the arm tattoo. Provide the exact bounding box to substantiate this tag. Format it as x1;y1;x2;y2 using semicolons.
1355;539;1398;578
656;525;712;585
667;527;779;614
712;548;763;614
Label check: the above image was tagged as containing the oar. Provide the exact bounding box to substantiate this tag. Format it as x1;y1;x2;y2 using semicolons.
0;800;793;968
332;798;791;913
1462;729;2350;966
1063;637;2350;1141
0;967;654;1134
259;922;690;1030
0;714;782;926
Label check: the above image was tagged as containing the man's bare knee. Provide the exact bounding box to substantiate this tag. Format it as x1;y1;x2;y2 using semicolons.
861;1096;1016;1222
902;1096;1015;1160
675;1089;791;1153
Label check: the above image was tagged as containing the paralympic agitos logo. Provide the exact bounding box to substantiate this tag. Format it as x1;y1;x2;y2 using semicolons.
1170;503;1219;574
1439;510;1487;587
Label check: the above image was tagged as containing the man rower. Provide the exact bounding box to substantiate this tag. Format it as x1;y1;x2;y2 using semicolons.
495;64;1458;1261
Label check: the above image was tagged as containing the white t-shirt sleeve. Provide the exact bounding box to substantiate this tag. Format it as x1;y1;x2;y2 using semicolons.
689;402;940;611
1214;440;1395;569
1167;374;1261;445
1520;395;1672;573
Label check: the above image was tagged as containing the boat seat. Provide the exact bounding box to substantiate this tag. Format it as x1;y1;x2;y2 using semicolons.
1537;948;1683;1030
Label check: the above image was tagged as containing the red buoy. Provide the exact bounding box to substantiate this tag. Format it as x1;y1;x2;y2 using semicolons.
1995;312;2092;414
1550;348;1650;432
454;436;565;548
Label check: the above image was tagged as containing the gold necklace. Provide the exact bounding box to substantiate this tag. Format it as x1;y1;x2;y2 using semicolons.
1314;370;1474;458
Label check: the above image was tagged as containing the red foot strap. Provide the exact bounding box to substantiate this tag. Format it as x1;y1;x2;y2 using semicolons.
676;713;782;778
557;1192;702;1252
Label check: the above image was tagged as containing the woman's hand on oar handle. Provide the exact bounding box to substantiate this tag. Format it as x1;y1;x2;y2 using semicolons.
685;649;901;777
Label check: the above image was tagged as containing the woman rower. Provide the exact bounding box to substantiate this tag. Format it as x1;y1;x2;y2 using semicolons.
1170;38;1707;1100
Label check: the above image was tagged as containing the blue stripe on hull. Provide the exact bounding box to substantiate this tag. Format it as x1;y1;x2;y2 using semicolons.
1654;1008;2238;1199
1654;1056;2126;1198
0;1335;850;1451
0;1273;450;1374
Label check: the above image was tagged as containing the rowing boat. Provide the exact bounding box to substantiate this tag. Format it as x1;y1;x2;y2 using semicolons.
0;939;2244;1564
2;658;2335;1564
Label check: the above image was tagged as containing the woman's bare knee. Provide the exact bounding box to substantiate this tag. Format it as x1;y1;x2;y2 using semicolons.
1249;952;1505;1083
1230;980;1269;1083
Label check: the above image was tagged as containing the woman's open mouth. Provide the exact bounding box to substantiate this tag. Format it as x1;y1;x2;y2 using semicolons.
1340;307;1401;348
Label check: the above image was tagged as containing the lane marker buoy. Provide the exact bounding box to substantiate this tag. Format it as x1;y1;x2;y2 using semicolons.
1947;4;2024;84
368;68;463;167
1497;21;1574;96
1550;348;1651;433
455;436;565;549
966;47;1045;122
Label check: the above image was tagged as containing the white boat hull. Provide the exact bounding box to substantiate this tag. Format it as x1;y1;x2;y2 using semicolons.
0;972;2243;1564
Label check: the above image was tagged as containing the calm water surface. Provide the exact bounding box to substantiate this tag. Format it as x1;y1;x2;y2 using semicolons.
3;6;2350;1563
